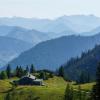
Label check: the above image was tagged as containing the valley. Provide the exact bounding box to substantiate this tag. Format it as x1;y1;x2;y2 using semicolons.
0;15;100;100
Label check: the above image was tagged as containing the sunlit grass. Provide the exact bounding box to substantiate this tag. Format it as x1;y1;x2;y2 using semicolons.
0;76;95;100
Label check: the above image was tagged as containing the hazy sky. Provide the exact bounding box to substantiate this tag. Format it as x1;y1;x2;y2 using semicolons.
0;0;100;19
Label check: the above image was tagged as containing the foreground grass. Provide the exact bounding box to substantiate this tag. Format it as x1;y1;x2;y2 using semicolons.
74;82;95;91
0;77;95;100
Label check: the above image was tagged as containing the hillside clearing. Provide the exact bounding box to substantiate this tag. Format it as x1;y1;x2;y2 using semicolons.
0;77;95;100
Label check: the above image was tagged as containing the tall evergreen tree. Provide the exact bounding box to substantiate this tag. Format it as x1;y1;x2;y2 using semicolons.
86;71;90;83
15;66;19;77
6;64;11;78
78;71;86;84
19;66;24;77
15;66;24;78
78;70;91;84
58;66;64;77
26;66;29;73
64;83;73;100
30;64;35;73
92;62;100;100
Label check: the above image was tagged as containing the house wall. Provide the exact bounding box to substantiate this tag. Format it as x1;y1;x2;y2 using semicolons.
18;77;43;86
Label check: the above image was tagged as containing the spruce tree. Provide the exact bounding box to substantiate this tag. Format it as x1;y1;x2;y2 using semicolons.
15;66;24;78
86;71;90;83
58;66;64;77
15;66;19;77
26;66;29;73
30;64;35;74
92;62;100;100
6;64;11;78
19;66;24;77
78;71;86;84
64;83;73;100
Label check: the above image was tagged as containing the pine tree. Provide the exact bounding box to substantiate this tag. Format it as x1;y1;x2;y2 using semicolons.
92;62;100;100
58;66;64;77
26;66;29;73
78;70;91;84
15;66;24;78
78;71;86;84
86;71;90;83
15;66;19;77
19;66;24;77
64;83;73;100
6;64;11;78
30;64;35;74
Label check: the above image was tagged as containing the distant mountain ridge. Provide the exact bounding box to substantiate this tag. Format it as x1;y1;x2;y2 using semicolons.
0;25;53;67
0;25;14;36
0;36;33;67
1;15;100;70
6;26;50;44
0;25;51;45
7;33;100;70
0;15;100;34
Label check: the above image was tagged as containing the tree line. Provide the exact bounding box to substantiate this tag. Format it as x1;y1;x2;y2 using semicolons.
57;65;91;84
0;64;54;80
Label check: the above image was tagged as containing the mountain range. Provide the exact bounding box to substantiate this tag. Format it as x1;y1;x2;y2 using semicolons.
1;15;100;34
0;25;50;44
0;36;32;67
6;26;50;44
0;25;52;67
1;15;100;70
7;33;100;70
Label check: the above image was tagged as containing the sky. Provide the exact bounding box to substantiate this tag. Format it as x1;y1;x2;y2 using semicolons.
0;0;100;19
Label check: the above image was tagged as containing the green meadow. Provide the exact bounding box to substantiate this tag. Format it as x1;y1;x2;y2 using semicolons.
0;77;95;100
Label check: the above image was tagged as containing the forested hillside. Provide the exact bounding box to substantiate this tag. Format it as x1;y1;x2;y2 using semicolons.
63;45;100;81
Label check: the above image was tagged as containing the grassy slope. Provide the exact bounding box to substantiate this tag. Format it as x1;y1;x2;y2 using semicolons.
0;79;12;100
73;82;95;91
0;77;95;100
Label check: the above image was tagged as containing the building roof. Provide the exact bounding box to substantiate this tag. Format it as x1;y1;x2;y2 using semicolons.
22;73;36;80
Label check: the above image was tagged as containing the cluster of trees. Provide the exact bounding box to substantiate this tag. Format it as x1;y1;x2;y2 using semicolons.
91;62;100;100
0;64;54;80
60;45;100;83
64;83;90;100
0;64;36;79
58;66;64;77
57;66;70;81
77;71;90;84
57;65;90;83
0;64;11;79
37;69;54;80
57;58;100;100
